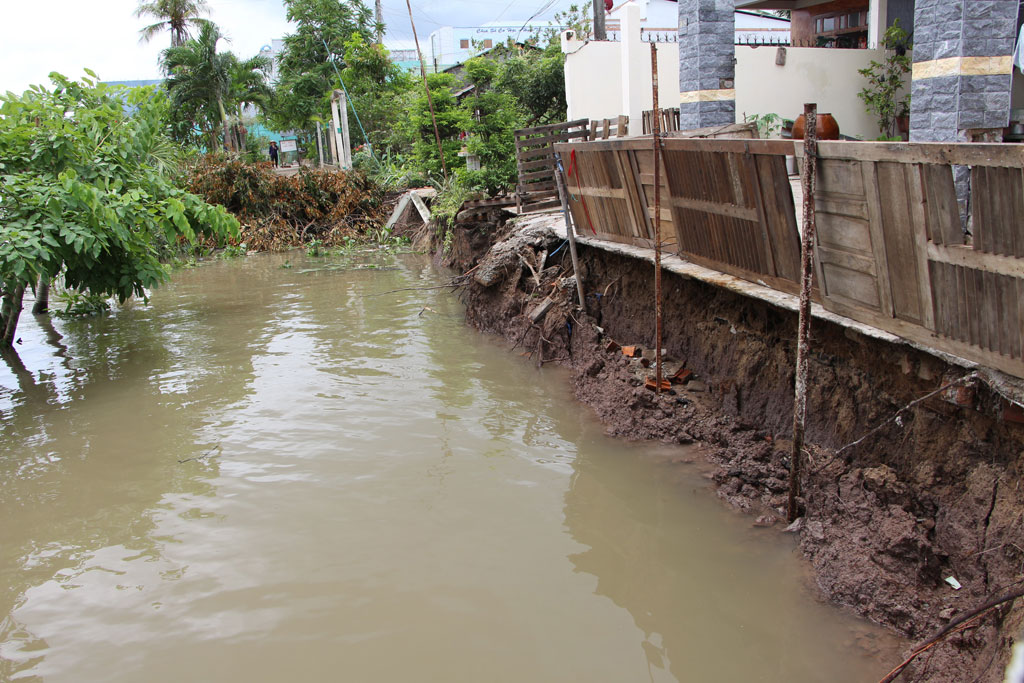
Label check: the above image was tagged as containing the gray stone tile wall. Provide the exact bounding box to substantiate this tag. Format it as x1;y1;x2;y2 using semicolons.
911;0;1016;142
678;0;735;130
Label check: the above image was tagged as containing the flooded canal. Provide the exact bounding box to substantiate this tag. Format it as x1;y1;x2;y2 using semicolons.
1;251;901;681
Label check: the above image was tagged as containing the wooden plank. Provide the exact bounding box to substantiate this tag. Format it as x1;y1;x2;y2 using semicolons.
814;141;1024;168
907;164;936;330
756;154;802;283
821;262;883;309
956;264;970;344
818;158;866;196
921;164;962;246
928;261;949;338
927;243;1024;278
663;122;759;140
515;119;589;136
821;295;1024;380
517;156;555;172
999;273;1020;359
877;161;925;324
613;149;646;240
1018;276;1024;358
967;266;982;348
971;166;1023;256
518;168;557;182
860;161;894;317
664;195;759;222
627;149;655;240
515;131;589;150
816;212;874;253
815;195;869;220
745;152;777;277
817;246;877;274
617;115;628;138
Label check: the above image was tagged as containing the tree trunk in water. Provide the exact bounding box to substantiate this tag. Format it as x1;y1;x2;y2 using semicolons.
32;275;50;314
0;289;12;336
2;285;26;347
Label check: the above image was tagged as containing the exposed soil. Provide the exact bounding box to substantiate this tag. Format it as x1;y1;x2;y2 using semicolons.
440;212;1024;682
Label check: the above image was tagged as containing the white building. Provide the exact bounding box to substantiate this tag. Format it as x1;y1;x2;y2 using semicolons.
258;39;286;85
426;22;560;72
604;0;790;43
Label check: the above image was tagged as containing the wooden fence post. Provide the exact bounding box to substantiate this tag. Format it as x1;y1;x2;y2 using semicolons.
789;103;818;522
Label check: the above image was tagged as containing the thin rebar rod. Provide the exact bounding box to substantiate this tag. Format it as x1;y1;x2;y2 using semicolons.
788;103;818;522
650;43;663;394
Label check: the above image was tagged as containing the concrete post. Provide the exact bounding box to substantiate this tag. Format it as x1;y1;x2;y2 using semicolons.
316;121;324;167
330;94;343;168
867;0;889;48
677;0;736;131
621;2;647;127
330;89;352;170
910;0;1018;221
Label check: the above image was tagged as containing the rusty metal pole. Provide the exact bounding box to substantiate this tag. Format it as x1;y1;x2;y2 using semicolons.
788;103;818;523
650;43;664;394
405;0;448;181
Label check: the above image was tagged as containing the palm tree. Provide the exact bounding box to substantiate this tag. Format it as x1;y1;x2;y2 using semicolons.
161;21;232;149
227;54;272;151
135;0;212;47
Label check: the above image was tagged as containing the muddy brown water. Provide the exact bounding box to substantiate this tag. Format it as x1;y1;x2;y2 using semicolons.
0;251;903;682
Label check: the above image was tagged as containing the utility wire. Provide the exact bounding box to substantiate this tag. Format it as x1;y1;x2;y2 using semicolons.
321;38;377;164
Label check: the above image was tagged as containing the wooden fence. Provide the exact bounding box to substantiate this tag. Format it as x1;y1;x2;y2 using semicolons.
514;119;590;214
552;137;1024;379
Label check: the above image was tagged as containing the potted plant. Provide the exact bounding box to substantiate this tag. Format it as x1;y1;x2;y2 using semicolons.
896;97;911;138
858;19;912;140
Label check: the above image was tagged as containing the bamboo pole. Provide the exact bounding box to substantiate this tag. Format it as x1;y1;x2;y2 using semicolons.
650;43;663;394
788;103;818;523
405;0;448;181
554;152;587;308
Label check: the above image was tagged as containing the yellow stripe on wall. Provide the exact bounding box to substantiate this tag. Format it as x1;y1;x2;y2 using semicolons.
913;55;1013;80
678;89;736;103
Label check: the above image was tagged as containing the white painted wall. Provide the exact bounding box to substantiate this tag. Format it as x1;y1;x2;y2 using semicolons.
735;45;908;140
564;10;904;140
563;0;679;131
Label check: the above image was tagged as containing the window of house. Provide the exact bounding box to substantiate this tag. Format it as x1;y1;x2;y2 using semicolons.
813;6;869;48
460;39;469;49
483;39;493;48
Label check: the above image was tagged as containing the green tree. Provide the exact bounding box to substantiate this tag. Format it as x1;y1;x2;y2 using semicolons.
226;53;273;151
270;0;374;133
493;41;566;126
160;21;234;150
338;33;415;153
134;0;212;47
407;73;472;179
461;57;526;193
0;73;239;349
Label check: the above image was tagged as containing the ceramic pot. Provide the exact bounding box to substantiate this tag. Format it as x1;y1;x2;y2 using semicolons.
792;113;840;140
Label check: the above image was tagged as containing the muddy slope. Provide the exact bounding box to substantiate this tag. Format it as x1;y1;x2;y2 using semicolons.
442;214;1024;682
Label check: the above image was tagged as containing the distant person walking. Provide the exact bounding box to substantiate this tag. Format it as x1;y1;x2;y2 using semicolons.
269;141;279;167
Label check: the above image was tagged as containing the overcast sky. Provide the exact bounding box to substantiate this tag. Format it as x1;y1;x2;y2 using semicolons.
1;0;575;95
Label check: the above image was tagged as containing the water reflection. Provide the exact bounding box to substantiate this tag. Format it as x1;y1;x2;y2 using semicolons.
0;251;900;682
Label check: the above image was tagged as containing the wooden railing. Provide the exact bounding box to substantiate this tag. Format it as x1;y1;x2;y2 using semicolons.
552;137;1024;379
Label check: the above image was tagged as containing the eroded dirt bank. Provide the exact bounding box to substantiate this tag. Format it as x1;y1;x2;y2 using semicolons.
441;213;1024;682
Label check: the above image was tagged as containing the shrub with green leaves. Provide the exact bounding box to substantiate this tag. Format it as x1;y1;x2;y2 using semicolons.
0;72;239;348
